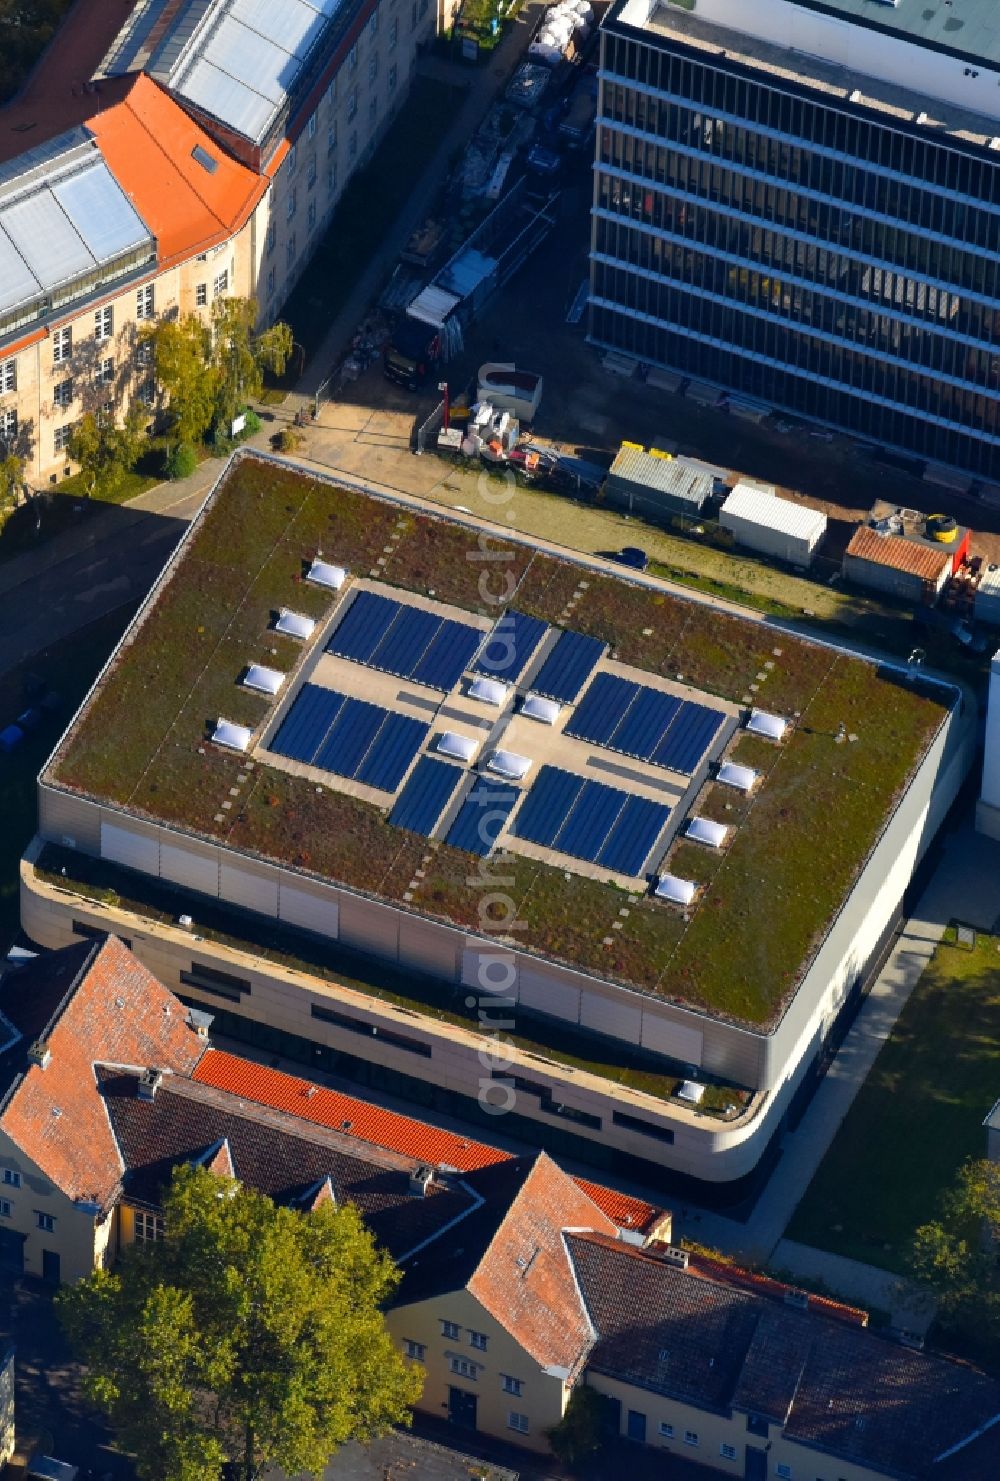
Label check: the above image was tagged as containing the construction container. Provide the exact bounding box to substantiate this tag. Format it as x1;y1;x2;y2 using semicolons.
842;526;950;605
604;445;713;519
719;482;827;567
976;564;1000;627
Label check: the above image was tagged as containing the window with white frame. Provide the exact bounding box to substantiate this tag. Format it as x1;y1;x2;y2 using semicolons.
507;1413;529;1434
134;1211;164;1242
54;424;73;454
95;357;114;385
52;380;73;410
286;190;297;221
213;270;229;297
389;15;398;46
35;1212;55;1232
95;305;113;341
0;358;14;393
468;1330;488;1351
1;1170;20;1188
403;1339;425;1360
440;1319;460;1340
449;1357;479;1379
658;1422;674;1439
288;143;298;173
501;1375;522;1396
137;379;155;406
368;55;378;82
348;42;358;72
307;200;317;232
307;112;317;139
52;326;72;364
721;1444;737;1460
0;1201;11;1219
327;121;337;154
684;1431;699;1447
136;284;154;319
99;400;114;421
388;62;397;91
0;408;16;442
137;339;153;367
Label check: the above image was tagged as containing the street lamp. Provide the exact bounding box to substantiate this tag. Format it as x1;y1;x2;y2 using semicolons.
438;380;450;432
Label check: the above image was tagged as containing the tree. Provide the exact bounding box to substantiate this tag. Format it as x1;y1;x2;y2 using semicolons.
143;315;219;447
0;451;23;532
68;405;148;499
58;1164;421;1481
546;1384;607;1466
910;1158;1000;1344
210;298;293;434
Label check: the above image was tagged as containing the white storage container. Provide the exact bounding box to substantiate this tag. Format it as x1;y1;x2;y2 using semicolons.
719;481;827;567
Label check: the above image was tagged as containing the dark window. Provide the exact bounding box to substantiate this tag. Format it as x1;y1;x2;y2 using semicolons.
613;1111;675;1145
310;1003;432;1057
746;1414;768;1437
73;920;132;950
179;964;251;1002
626;1410;647;1443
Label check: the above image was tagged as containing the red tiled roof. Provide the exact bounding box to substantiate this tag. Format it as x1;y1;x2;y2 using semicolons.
87;75;267;267
684;1249;869;1327
845;525;950;582
1;937;205;1208
194;1050;662;1233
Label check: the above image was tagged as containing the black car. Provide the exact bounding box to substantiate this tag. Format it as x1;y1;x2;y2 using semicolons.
613;546;649;571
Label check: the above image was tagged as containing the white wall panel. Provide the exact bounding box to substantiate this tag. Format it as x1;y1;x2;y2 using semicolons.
100;821;159;875
640;1012;704;1066
579;989;642;1042
278;882;339;938
518;965;579;1022
160;842;219;895
220;862;279;917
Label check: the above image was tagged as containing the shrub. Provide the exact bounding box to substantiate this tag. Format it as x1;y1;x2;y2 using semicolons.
273;427;304;453
166;441;198;480
240;409;262;438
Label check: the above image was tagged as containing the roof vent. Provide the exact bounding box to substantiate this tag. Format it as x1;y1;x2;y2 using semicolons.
409;1165;435;1197
746;708;787;742
849;89;862;102
784;1288;810;1310
186;1006;213;1038
27;1041;50;1069
658;1245;690;1270
138;1067;163;1102
306;557;347;590
915;111;929;125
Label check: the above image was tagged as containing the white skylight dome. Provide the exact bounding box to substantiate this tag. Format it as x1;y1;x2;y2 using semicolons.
306;558;347;590
468;676;509;707
717;761;757;792
212;719;252;752
275;609;316;640
521;693;561;725
242;664;284;696
746;708;788;742
437;731;479;763
655;874;697;907
486;750;532;780
686;817;729;849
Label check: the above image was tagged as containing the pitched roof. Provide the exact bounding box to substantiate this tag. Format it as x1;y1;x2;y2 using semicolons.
87;74;266;266
0;937;205;1208
845;525;951;583
100;1067;479;1261
193;1049;663;1233
566;1232;1000;1480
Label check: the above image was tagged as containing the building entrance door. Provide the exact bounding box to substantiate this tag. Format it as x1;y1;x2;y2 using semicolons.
448;1386;478;1431
41;1249;60;1283
745;1447;767;1481
0;1229;24;1273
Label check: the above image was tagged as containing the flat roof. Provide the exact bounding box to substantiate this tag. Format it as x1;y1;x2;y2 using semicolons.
44;455;952;1030
793;0;1000;68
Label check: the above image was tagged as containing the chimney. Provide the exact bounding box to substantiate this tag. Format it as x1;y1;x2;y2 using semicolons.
27;1041;50;1069
186;1006;214;1040
409;1165;434;1198
137;1067;163;1102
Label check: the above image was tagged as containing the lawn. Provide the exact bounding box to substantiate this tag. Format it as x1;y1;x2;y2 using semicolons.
47;454;950;1031
786;927;1000;1274
0;606;136;942
278;77;464;364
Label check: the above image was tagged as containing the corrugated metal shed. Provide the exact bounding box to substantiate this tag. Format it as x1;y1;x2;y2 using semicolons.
720;482;827;567
407;285;461;328
605;446;713;516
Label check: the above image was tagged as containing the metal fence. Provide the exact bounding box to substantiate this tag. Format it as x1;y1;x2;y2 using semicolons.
413;398;446;454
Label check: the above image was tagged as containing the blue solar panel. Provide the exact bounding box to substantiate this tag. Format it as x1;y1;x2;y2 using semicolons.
613;687;683;761
445;777;518;856
565;674;639;746
389;757;461;835
653;701;725;774
269;684;345;763
411;618;483;691
553;779;628;862
530;631;606;704
315;698;385;777
326;591;400;663
472;610;547;682
371;607;441;679
355;712;428;791
597;795;670;876
511;766;585;848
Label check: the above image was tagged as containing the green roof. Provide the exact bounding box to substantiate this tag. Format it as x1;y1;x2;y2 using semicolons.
45;455;950;1032
767;0;1000;67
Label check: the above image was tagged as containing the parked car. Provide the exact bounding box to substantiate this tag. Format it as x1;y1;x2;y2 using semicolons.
0;724;24;753
612;546;650;571
26;1457;80;1481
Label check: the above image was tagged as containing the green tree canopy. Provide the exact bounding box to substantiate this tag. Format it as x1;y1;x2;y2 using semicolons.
0;451;23;531
546;1384;607;1466
67;405;147;499
910;1157;1000;1347
210;299;293;434
143;315;219;447
58;1164;422;1481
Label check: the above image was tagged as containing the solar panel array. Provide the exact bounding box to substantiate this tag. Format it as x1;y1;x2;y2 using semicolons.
270;683;427;791
389;757;462;836
566;674;725;774
530;630;606;703
445;777;519;856
327;591;483;691
471;610;548;683
512;765;670;876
